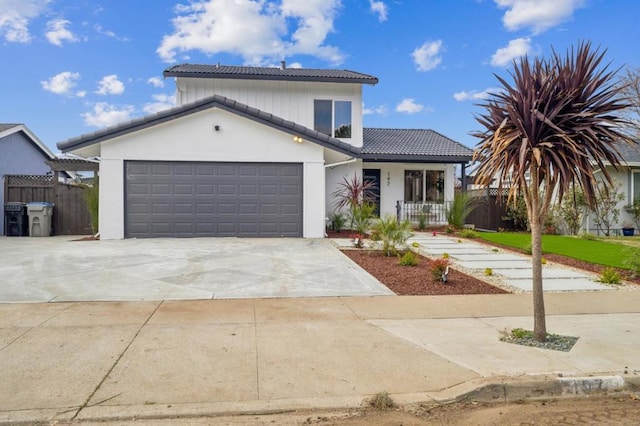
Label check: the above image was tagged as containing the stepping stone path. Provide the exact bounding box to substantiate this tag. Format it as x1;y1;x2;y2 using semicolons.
409;234;612;292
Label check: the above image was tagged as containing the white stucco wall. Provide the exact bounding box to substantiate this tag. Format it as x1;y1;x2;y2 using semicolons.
98;107;325;239
173;78;365;148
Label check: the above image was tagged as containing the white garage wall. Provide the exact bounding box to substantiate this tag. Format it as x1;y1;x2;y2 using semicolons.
99;108;326;239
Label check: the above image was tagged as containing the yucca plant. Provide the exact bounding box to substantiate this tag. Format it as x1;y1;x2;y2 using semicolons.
472;42;637;341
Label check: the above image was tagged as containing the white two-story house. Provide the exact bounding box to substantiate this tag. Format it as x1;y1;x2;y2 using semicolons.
58;63;473;239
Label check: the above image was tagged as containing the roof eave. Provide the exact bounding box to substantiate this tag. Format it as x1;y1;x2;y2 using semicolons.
163;71;378;85
360;154;473;163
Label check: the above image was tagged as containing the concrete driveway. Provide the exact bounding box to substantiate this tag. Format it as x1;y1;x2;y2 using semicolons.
0;237;393;302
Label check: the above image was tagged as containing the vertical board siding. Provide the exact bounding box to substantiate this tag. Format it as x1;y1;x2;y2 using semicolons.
4;175;92;235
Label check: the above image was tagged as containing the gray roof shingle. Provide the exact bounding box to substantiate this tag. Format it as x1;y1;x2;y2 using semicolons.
362;128;473;162
616;140;640;163
163;64;379;85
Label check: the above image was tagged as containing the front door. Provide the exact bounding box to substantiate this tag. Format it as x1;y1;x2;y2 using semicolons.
363;168;381;217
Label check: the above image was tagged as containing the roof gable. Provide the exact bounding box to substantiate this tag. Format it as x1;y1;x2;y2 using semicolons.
57;95;360;156
163;63;379;85
0;123;56;160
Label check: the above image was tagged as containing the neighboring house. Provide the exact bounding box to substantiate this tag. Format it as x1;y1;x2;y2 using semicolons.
58;63;473;239
585;141;640;232
0;123;56;235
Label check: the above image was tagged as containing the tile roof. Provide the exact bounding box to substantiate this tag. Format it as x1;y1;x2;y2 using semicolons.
58;95;359;157
163;63;379;85
616;140;640;164
361;128;473;162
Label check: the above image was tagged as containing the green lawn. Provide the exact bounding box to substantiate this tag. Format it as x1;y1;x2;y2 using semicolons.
476;232;637;269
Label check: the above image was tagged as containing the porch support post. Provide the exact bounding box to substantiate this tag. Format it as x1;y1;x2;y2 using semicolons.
460;162;467;191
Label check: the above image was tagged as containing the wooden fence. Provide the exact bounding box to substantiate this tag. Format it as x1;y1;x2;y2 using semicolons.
4;175;92;235
466;188;511;231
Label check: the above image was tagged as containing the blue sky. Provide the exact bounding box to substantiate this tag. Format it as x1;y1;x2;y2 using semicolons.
1;0;639;153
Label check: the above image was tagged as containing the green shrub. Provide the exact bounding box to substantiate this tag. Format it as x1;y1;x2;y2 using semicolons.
599;267;622;284
411;242;420;248
442;252;450;259
370;214;413;256
623;247;640;278
484;268;493;276
579;232;597;241
328;212;345;232
398;251;419;266
446;191;475;228
83;180;99;234
458;229;478;239
430;258;449;282
417;213;427;230
511;328;531;339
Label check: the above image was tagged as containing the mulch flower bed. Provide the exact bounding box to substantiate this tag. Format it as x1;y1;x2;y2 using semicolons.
342;249;509;296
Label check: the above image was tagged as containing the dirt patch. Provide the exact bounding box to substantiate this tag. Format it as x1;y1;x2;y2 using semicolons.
342;250;509;295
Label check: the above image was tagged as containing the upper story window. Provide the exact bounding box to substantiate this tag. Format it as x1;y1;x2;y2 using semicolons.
314;100;352;138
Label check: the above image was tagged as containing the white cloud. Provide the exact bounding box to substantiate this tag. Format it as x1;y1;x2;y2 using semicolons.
95;75;125;95
147;76;165;88
0;0;50;42
453;87;501;101
45;19;78;46
369;0;388;22
76;90;86;98
363;103;388;115
412;40;443;72
41;71;80;95
143;93;176;114
495;0;585;34
157;0;343;65
491;37;532;66
82;103;134;128
396;98;424;114
93;24;130;41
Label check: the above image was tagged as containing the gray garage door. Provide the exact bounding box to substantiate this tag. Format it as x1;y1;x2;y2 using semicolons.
125;161;303;238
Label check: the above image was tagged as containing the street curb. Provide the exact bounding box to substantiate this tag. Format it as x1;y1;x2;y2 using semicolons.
3;375;637;424
455;375;639;403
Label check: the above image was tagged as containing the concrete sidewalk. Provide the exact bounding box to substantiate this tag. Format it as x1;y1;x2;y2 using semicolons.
1;292;639;423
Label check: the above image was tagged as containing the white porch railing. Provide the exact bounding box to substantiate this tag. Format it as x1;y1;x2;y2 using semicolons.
396;201;451;226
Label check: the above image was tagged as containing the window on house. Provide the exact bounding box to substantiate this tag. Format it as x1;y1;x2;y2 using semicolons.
314;100;352;138
404;169;445;202
633;170;640;202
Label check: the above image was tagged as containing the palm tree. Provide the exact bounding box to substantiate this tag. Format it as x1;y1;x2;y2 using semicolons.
472;42;637;341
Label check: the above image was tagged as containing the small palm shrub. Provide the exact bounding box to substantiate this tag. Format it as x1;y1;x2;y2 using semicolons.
351;202;376;236
371;214;413;256
398;251;419;266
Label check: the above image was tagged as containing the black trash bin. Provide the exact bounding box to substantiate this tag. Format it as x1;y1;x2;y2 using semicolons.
4;202;29;236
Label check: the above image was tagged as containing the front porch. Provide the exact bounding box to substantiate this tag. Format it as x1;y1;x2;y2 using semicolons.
396;201;451;227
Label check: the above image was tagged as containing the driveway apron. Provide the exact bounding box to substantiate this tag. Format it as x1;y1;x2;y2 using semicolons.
0;237;393;302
